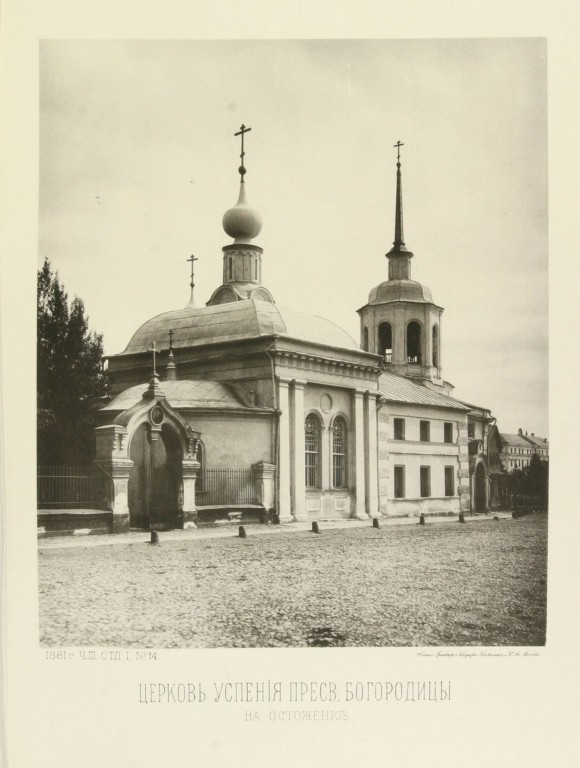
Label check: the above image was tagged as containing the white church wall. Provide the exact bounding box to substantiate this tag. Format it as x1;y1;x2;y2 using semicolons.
182;412;273;468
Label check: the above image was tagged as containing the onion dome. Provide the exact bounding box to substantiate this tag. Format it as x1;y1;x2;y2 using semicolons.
222;183;262;244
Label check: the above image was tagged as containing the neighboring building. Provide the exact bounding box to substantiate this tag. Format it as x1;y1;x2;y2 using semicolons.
91;131;498;533
499;428;543;472
524;432;549;462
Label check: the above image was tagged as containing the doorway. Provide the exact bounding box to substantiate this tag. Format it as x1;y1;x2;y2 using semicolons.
474;463;486;513
128;423;181;530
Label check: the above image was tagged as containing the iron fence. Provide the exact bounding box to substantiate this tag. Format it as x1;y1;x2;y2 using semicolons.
37;465;111;510
196;468;258;506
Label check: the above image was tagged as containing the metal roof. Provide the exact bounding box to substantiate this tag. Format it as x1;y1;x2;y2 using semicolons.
367;279;434;306
525;434;549;447
102;380;254;412
499;433;533;447
117;299;359;356
378;371;470;411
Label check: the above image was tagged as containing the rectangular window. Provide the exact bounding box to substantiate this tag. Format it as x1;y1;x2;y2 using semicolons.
420;466;431;498
444;422;453;443
445;466;455;496
467;422;475;438
394;418;405;440
420;420;430;442
394;466;405;498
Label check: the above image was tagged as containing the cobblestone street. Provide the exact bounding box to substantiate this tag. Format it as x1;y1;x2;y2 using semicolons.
38;514;548;648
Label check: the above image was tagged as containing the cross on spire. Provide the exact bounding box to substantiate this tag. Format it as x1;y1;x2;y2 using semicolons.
187;253;198;306
394;140;404;163
234;124;252;182
147;341;157;375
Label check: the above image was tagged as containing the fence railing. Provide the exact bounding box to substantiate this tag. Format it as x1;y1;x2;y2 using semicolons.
37;465;110;510
38;465;259;510
196;468;258;506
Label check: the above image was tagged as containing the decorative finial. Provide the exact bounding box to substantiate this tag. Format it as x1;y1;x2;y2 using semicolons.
166;329;177;381
187;254;198;306
234;124;252;183
147;341;157;376
143;341;165;397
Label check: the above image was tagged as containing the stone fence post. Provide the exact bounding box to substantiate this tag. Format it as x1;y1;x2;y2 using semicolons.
182;459;201;529
252;461;276;512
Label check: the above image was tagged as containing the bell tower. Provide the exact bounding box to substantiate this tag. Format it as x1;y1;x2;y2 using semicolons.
358;142;449;391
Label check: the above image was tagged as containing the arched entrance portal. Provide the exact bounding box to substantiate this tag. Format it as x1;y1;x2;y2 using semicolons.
474;462;487;513
128;423;182;530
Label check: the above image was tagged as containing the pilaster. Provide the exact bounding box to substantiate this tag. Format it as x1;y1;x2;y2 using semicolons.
365;392;379;517
277;379;292;521
353;390;368;519
291;379;307;521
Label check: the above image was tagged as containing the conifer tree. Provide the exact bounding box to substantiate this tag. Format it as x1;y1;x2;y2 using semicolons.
37;258;107;465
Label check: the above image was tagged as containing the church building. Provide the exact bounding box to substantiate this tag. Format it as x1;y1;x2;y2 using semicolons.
95;128;494;533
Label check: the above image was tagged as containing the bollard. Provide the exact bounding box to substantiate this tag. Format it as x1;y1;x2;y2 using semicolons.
372;517;380;529
419;513;426;526
458;511;466;524
238;526;247;538
311;521;320;534
150;530;160;545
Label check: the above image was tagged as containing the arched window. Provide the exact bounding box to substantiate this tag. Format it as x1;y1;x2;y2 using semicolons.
332;417;347;488
407;321;422;363
378;322;393;362
432;324;439;368
304;414;321;488
362;326;369;351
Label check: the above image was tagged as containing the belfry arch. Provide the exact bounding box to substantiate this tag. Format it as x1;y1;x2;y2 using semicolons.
378;322;393;360
432;324;440;369
406;321;422;364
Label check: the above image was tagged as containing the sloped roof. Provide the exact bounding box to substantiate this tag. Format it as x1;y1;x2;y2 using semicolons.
525;434;549;447
500;433;532;447
101;380;257;412
367;279;434;306
117;299;359;357
378;371;470;411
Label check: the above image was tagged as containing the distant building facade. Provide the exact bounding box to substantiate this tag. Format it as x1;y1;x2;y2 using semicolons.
499;428;549;473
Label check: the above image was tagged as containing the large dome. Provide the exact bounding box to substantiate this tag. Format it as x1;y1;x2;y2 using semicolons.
368;279;434;305
118;299;359;357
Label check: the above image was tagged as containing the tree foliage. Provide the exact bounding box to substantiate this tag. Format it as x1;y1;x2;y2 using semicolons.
507;454;549;512
37;258;108;465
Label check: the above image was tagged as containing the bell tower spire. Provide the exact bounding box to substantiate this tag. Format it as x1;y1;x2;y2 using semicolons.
386;140;413;280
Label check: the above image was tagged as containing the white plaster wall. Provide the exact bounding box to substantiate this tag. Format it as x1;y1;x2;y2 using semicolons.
182;413;273;467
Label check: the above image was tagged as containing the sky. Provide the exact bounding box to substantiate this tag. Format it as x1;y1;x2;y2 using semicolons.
39;38;548;436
